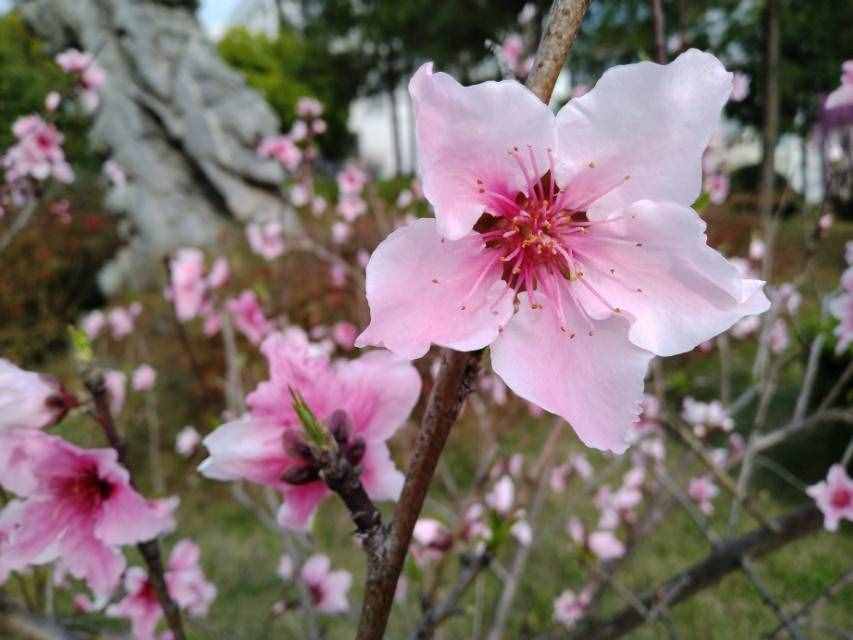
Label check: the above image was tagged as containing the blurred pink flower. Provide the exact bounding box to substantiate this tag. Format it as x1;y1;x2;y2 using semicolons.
108;307;135;339
412;518;453;564
169;248;207;321
277;554;294;580
554;588;591;629
226;290;272;345
300;554;351;614
207;257;230;289
103;159;127;188
688;475;719;515
331;321;358;350
104;370;127;419
0;431;174;597
331;221;352;245
510;519;533;546
45;91;61;111
338;195;367;221
588;530;625;560
132;365;157;392
296;97;324;119
3;115;73;183
486;475;515;515
807;464;853;532
358;52;769;454
825;60;853;110
337;163;368;195
257;135;302;171
175;426;201;458
730;72;750;102
0;359;77;431
500;33;525;73
830;269;853;354
199;331;421;530
247;221;285;261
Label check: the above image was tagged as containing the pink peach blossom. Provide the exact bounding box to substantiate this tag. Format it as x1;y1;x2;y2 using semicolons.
331;221;352;244
247;221;285;261
588;530;625;560
132;365;157;392
45;91;61;111
199;331;421;530
207;257;230;289
412;518;453;564
825;61;853;110
3;115;73;183
807;464;853;531
554;588;591;629
81;310;106;339
290;183;310;207
331;321;358;350
730;72;750;102
337;195;367;221
486;475;515;514
170;248;207;321
108;307;135;339
175;426;201;457
357;52;769;454
257;135;302;171
510;519;533;546
0;359;77;431
104;370;127;418
688;475;719;515
296;97;324;119
300;554;351;614
0;431;173;596
226;290;272;345
337;163;368;195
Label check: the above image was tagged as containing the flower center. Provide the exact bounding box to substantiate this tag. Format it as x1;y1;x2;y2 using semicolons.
58;463;115;510
472;146;633;336
831;487;851;510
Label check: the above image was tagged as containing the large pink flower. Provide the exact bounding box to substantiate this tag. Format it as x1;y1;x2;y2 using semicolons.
0;431;174;596
199;330;421;530
357;51;769;453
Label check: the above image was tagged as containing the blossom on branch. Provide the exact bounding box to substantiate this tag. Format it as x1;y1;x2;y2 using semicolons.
358;51;769;453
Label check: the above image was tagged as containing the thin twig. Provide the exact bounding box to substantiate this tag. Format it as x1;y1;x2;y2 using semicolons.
564;505;822;640
740;558;804;640
764;569;853;639
85;373;186;640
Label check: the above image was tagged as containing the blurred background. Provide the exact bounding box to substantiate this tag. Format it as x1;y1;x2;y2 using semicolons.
0;0;851;639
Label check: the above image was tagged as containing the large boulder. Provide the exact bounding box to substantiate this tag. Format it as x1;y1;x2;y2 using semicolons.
21;0;297;291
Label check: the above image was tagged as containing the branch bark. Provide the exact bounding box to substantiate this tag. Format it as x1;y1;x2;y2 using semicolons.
565;505;823;640
352;3;591;637
85;373;187;640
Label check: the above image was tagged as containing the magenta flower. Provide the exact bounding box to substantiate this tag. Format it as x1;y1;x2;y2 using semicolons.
0;431;174;596
356;51;768;453
226;290;272;345
807;465;853;532
199;330;421;530
0;359;77;431
300;554;352;614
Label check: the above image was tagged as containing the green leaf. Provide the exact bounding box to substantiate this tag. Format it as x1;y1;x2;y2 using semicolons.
67;325;93;364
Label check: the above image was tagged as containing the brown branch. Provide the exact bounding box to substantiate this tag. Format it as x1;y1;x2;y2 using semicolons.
85;373;187;640
649;0;667;64
565;505;822;640
355;348;483;640
525;0;591;103
352;3;592;637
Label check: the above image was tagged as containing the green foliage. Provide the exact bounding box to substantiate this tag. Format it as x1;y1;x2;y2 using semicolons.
217;25;356;160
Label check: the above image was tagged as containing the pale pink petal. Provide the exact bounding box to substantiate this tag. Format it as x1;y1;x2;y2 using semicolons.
198;415;288;486
335;350;421;441
357;219;513;359
555;50;732;217
95;485;172;545
491;292;653;453
277;483;328;532
58;527;126;597
410;63;556;240
358;441;404;502
571;200;770;356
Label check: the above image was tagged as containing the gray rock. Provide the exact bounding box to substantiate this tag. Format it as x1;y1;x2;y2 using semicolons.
21;0;297;291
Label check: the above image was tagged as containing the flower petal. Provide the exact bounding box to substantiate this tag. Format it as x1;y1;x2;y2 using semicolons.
359;441;405;502
95;485;173;546
570;200;770;356
491;292;653;453
335;350;421;441
410;63;556;240
278;483;328;532
357;219;514;360
555;49;732;217
198;415;289;486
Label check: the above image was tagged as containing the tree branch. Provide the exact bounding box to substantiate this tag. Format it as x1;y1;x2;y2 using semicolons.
565;505;822;640
525;0;591;103
85;373;187;640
